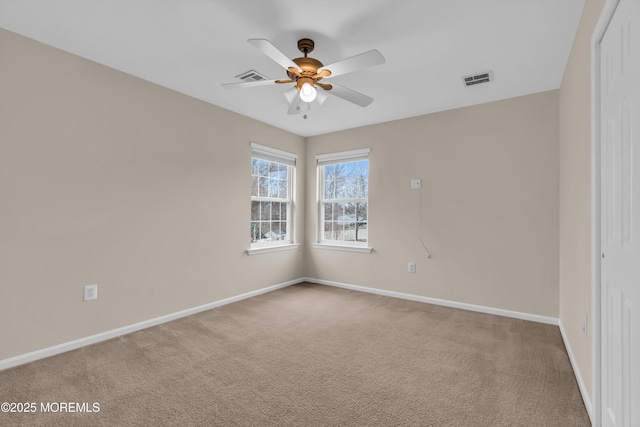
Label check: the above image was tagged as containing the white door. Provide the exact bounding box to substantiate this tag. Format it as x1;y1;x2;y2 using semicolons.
600;0;640;426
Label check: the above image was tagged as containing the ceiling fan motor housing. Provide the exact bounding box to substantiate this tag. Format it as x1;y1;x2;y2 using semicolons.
287;39;327;90
288;57;324;78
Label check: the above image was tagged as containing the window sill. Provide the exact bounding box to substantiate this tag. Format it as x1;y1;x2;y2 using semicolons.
312;243;373;253
246;243;300;256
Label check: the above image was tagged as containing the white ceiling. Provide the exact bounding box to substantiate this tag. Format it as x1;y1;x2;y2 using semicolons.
0;0;585;137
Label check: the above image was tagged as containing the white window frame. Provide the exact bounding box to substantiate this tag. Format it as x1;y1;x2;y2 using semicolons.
248;143;298;255
314;148;372;253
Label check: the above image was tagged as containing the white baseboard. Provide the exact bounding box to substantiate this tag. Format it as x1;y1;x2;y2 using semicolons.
303;277;559;325
559;320;593;424
0;278;304;371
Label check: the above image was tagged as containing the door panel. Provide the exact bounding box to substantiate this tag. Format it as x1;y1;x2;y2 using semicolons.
600;0;639;426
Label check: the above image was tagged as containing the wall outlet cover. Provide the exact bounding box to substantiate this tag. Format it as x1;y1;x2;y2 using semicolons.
84;284;98;301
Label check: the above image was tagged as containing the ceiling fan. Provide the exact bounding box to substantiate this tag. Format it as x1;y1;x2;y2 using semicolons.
222;38;385;117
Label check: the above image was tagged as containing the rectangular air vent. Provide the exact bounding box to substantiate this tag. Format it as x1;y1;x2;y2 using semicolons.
462;70;493;87
235;69;268;82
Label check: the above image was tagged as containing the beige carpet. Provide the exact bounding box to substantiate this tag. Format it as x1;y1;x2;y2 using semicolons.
0;282;589;426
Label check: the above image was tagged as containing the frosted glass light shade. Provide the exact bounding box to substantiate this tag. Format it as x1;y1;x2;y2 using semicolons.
299;82;317;102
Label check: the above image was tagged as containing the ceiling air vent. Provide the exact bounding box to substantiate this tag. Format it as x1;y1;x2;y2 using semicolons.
235;69;268;82
462;71;493;87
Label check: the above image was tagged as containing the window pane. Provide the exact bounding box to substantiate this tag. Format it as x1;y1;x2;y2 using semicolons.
323;203;332;221
281;203;287;221
258;160;268;176
280;222;287;240
278;164;287;179
324;179;334;200
357;177;368;198
332;202;344;221
251;201;260;221
259;177;269;197
345;178;357;198
357;160;368;177
268;162;279;177
344;227;356;242
261;201;271;220
344;202;356;219
324;164;334;181
270;222;283;240
251;176;259;197
250;222;260;242
251;158;259;175
356;223;367;243
278;179;287;199
357;161;369;198
356;202;368;222
261;222;271;239
271;202;280;220
269;177;279;198
334;221;344;240
324;221;333;240
345;162;356;180
335;177;346;199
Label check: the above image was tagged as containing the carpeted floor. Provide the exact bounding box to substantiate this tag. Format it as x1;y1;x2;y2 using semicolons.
0;282;590;426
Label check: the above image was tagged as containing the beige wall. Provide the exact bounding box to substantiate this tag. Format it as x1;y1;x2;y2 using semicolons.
0;29;305;360
306;91;560;317
558;0;606;405
1;0;602;375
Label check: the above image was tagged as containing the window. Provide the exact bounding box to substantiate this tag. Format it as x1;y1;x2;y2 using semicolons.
317;148;370;249
250;143;297;252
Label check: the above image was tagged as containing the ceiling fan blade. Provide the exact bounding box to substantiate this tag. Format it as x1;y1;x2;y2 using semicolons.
248;39;299;71
322;83;373;107
319;49;385;78
221;79;279;89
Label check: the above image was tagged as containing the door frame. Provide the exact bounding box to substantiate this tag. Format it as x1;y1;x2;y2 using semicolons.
591;0;621;425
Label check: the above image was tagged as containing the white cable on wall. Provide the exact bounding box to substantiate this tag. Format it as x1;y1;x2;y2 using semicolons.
417;186;432;259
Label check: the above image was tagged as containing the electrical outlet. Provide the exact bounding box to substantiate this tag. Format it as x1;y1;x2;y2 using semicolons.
582;313;588;336
410;179;422;189
84;284;98;301
408;262;416;273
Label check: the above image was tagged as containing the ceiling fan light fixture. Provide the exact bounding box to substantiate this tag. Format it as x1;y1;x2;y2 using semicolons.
299;82;317;102
224;38;385;112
